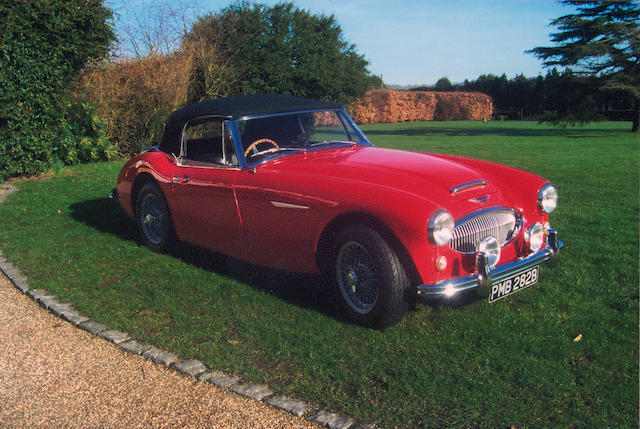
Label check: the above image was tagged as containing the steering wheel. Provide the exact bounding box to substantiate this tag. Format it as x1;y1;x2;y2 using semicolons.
244;138;279;157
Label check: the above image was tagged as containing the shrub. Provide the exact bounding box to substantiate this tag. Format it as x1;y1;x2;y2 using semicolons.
73;51;194;155
56;102;118;165
0;0;115;182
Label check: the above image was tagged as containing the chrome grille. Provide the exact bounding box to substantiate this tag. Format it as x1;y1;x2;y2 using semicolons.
451;208;520;254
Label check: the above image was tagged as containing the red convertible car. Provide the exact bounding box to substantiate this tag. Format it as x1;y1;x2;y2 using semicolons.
111;94;562;328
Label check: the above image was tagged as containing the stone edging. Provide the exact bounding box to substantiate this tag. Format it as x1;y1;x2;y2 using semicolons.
0;183;374;429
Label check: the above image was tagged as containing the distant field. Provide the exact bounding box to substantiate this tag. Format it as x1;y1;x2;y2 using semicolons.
0;121;637;427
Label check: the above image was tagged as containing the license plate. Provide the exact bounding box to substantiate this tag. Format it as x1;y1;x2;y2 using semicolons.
489;266;539;303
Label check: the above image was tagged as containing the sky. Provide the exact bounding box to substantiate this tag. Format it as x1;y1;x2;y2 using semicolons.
108;0;575;86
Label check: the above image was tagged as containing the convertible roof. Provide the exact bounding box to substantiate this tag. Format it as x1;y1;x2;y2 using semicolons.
159;94;342;154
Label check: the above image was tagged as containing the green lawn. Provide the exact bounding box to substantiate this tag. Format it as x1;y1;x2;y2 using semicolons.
0;121;637;428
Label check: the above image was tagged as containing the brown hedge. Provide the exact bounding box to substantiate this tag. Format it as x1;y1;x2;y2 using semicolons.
72;49;195;155
349;89;494;124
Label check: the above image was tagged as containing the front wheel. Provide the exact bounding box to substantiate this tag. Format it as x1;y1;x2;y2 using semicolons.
333;225;411;329
135;182;175;252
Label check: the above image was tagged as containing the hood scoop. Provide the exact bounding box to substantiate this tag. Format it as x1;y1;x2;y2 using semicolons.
449;179;487;195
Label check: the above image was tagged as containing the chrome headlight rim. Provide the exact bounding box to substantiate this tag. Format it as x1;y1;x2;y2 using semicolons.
538;183;558;214
428;209;455;246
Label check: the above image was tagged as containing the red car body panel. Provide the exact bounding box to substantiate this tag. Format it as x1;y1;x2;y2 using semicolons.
116;145;550;285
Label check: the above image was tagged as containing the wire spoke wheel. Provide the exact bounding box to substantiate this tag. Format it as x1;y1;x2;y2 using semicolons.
139;193;167;245
336;241;380;314
135;182;174;252
332;225;411;328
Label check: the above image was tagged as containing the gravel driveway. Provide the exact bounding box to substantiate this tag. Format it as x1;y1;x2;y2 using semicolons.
0;272;318;428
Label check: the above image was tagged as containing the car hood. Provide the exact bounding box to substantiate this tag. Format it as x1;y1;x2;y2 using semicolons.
262;146;501;210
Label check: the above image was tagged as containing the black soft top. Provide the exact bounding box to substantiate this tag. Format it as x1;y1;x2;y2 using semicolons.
159;94;342;154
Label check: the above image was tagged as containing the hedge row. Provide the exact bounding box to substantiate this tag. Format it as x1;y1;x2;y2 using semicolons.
350;90;494;124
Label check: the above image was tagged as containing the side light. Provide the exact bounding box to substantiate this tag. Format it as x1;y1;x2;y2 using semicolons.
435;256;448;271
538;183;558;214
428;209;455;246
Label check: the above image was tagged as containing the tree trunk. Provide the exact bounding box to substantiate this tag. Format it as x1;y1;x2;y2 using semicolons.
632;97;639;133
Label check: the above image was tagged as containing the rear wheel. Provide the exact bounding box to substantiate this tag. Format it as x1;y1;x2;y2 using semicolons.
135;182;175;252
333;225;411;329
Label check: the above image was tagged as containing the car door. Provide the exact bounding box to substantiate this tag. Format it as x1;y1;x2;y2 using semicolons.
170;117;249;261
231;112;343;273
234;167;336;274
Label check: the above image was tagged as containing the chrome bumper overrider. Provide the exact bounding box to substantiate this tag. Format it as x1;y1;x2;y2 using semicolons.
417;229;563;298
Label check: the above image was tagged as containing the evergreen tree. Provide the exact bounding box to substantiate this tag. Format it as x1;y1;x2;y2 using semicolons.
528;1;640;132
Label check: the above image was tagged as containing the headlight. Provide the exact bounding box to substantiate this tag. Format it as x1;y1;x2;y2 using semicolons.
538;183;558;214
428;209;454;246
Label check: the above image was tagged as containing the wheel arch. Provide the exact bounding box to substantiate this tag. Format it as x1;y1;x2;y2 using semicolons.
130;172;158;216
315;211;422;287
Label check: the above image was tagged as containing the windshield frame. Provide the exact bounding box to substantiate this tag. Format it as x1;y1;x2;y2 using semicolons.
230;108;373;169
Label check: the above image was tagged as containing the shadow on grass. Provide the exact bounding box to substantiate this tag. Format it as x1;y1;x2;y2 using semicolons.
70;197;345;321
69;196;139;242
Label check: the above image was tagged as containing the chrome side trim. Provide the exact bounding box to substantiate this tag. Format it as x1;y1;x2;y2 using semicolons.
270;201;310;210
417;230;563;298
449;179;487;195
175;160;241;171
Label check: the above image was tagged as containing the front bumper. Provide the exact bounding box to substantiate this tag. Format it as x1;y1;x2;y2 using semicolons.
417;229;563;298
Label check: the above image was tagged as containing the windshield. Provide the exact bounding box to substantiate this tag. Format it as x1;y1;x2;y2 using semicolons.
235;110;370;163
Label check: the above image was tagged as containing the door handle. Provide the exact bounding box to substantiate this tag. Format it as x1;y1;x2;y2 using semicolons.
172;176;191;184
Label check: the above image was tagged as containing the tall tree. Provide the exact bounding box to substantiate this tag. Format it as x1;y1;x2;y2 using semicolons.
528;1;640;132
187;2;372;105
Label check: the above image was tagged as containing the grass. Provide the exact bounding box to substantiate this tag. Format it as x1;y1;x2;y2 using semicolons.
0;120;637;427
